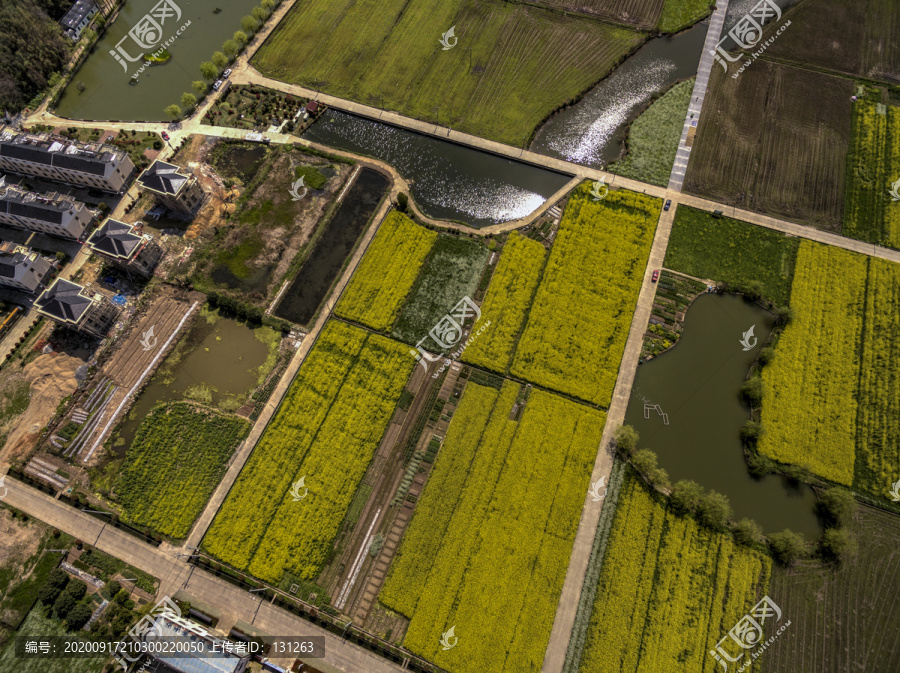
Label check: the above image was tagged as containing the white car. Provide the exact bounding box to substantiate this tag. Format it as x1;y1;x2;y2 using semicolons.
212;80;223;91
223;68;232;77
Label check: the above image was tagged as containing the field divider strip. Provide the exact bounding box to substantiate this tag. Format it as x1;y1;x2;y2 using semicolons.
81;301;199;463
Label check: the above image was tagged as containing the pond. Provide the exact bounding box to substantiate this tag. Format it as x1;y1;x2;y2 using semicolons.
303;110;571;227
112;311;276;453
54;0;259;121
273;167;389;326
530;19;708;167
624;293;820;537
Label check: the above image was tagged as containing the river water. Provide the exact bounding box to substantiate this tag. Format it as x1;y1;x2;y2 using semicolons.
530;19;708;167
624;293;820;537
55;0;258;121
303;110;571;227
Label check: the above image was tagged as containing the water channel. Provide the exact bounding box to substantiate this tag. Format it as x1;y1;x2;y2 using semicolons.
624;293;820;537
55;0;258;121
530;19;708;168
112;313;272;452
303;110;571;227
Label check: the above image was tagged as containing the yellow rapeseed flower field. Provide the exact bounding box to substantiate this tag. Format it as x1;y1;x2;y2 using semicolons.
336;212;437;331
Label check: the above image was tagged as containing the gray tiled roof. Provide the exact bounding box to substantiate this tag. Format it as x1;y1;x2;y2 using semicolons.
88;219;141;260
137;161;189;195
35;279;92;322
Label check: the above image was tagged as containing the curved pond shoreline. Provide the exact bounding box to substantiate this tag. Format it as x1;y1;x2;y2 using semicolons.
625;293;820;536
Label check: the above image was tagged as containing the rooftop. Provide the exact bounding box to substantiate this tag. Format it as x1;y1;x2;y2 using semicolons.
0;130;127;175
88;218;144;260
0;249;35;279
0;182;83;225
60;0;97;30
137;160;192;196
35;279;94;323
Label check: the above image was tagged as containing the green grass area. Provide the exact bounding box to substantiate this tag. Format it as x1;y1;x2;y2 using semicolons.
664;206;800;305
0;378;30;445
205;84;310;132
114;402;250;539
295;165;327;190
657;0;712;32
253;0;645;146
392;235;489;349
213;233;265;281
608;78;694;187
0;606;107;673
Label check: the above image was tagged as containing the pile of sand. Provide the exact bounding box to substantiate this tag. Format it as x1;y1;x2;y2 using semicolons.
1;352;84;462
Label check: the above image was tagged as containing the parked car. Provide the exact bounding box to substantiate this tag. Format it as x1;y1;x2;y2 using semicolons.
652;269;660;282
212;80;223;91
223;68;232;77
664;199;672;211
161;131;169;141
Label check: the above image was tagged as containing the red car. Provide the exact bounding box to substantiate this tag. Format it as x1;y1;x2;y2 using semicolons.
652;269;660;282
161;131;170;141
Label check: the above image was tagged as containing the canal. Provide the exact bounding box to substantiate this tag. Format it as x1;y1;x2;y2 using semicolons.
55;0;258;121
274;167;389;326
303;110;571;227
624;293;820;537
530;19;708;167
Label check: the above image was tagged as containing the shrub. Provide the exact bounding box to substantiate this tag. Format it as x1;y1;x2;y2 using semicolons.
746;451;774;478
697;491;732;531
817;487;857;526
769;529;808;566
670;480;704;515
631;449;658;476
53;591;76;618
733;518;765;547
740;376;763;406
66;602;94;630
820;528;855;561
740;420;762;446
614;425;639;459
396;192;408;212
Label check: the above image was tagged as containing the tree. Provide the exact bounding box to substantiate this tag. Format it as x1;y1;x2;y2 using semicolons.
769;529;807;566
241;15;259;33
670;480;704;514
233;30;248;45
222;39;239;57
66;602;94;630
261;0;275;9
758;346;775;366
38;569;70;605
64;579;87;601
740;420;762;446
734;518;765;547
817;487;857;525
212;51;229;68
200;61;218;80
251;6;269;22
743;280;764;302
181;92;197;109
614;425;639;459
649;467;670;491
165;104;182;119
740;376;763;406
396;192;409;212
105;581;121;598
192;80;207;95
821;528;855;561
697;490;732;530
53;591;76;618
631;448;658;476
774;306;794;326
746;451;774;478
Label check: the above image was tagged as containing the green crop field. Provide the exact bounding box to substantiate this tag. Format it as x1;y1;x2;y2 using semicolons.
461;232;546;373
578;472;771;673
392;235;489;350
664;206;800;304
758;242;900;495
763;506;900;673
203;321;412;583
511;186;659;407
843;98;900;249
114;402;250;539
381;382;606;673
336;212;437;331
253;0;645;146
608;78;694;187
0;607;106;673
516;0;665;29
657;0;712;32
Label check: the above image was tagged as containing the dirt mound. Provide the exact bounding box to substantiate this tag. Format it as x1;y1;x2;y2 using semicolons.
1;352;84;462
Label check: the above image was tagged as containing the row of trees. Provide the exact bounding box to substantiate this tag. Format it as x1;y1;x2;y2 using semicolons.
165;0;279;118
615;425;858;565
